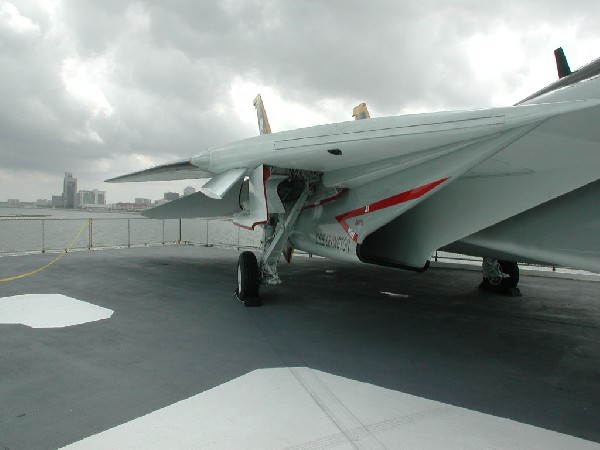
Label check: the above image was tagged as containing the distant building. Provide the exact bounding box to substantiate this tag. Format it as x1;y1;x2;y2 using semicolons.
7;199;19;206
36;199;50;207
79;190;95;205
164;192;180;202
114;202;137;212
183;186;196;196
63;172;77;209
114;201;150;212
77;189;106;208
135;198;152;205
52;195;63;208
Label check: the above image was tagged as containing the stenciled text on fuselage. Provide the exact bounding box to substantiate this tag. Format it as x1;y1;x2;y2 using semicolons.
315;233;352;253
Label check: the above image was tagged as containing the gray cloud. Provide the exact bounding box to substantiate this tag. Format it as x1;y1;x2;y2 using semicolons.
0;0;598;201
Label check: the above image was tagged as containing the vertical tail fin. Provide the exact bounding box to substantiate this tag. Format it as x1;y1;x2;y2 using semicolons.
554;47;572;79
352;102;371;120
253;94;272;135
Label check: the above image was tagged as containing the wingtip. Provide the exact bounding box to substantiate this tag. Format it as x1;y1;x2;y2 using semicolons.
103;158;213;183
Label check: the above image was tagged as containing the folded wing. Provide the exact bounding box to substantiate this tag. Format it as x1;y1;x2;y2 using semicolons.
105;158;212;183
142;180;244;219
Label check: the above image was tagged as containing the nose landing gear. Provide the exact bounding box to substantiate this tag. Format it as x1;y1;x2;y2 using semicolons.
235;178;312;306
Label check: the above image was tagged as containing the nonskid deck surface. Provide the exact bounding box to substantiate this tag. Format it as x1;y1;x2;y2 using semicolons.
1;246;599;449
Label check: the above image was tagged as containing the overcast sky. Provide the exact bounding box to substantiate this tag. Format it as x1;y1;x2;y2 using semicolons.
1;0;599;203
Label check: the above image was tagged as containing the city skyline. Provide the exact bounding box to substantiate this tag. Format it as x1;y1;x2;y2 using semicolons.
1;169;207;204
1;169;200;207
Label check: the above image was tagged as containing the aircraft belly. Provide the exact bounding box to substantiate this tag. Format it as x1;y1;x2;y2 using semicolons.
285;121;566;268
292;210;359;262
446;180;600;272
293;236;360;263
361;120;600;270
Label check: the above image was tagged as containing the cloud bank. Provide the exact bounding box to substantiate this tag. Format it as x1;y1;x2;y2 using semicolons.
1;0;598;201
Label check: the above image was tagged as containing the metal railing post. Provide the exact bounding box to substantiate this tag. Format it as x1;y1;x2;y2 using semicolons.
41;219;45;253
162;220;165;245
127;219;131;248
88;219;93;249
237;226;240;249
206;220;209;246
178;218;182;244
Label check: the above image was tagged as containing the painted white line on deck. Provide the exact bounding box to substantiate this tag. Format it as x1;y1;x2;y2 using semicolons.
0;294;113;328
62;368;598;449
380;291;410;298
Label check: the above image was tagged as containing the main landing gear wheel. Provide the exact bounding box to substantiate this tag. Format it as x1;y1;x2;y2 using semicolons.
236;251;261;307
481;259;520;294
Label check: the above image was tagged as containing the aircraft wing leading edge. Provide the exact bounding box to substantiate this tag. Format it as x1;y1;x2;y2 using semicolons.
105;157;213;183
108;100;599;190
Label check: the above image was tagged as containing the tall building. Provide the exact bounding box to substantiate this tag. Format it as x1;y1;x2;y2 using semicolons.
77;189;107;207
79;190;95;205
52;195;63;207
63;172;77;209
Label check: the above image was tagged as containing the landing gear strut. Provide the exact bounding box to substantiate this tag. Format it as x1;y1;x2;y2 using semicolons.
260;183;311;286
480;258;521;296
235;176;313;307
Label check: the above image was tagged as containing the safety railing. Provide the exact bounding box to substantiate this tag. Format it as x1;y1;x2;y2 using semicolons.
0;217;262;255
1;217;596;277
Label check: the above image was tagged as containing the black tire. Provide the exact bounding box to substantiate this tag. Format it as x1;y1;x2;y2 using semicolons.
237;251;261;307
482;260;519;293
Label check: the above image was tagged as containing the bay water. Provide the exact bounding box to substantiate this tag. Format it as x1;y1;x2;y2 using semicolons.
0;207;261;254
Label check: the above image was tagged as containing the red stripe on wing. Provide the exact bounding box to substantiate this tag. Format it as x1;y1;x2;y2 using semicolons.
336;178;449;242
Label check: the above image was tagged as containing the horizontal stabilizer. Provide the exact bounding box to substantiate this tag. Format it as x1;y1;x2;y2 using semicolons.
142;182;243;219
106;158;213;183
200;168;246;199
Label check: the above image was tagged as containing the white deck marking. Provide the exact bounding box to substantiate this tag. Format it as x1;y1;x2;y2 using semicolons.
0;294;113;328
62;368;599;449
380;291;410;298
288;366;385;449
